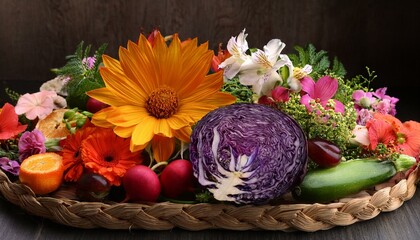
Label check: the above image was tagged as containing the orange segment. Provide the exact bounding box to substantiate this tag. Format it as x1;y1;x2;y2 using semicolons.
19;152;64;195
35;109;71;139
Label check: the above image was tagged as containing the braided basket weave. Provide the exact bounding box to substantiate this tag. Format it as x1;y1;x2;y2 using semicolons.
0;167;418;232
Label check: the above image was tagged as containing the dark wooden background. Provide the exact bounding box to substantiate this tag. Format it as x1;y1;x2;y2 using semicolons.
1;0;420;121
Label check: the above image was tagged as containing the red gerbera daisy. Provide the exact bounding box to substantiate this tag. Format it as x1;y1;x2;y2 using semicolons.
61;122;97;182
81;128;142;186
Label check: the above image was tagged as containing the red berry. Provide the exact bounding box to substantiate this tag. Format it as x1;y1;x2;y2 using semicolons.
307;138;342;168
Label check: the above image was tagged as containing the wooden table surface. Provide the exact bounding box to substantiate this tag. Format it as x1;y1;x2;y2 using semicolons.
1;190;419;240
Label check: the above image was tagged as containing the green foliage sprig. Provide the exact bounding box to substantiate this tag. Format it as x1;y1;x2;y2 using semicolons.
52;41;108;109
288;44;346;80
221;77;254;103
52;41;107;82
4;88;21;104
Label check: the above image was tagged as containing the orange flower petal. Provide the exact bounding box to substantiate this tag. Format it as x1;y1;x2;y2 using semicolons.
87;87;127;107
174;127;192;143
107;105;148;127
366;118;396;150
100;67;147;104
131;115;157;146
152;135;175;162
91;107;117;128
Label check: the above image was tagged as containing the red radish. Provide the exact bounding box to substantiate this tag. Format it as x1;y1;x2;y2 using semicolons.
122;165;161;202
160;159;196;199
86;97;109;113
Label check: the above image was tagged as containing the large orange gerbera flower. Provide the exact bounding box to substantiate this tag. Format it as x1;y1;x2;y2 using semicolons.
61;122;97;182
81;128;142;186
87;31;236;162
366;113;420;157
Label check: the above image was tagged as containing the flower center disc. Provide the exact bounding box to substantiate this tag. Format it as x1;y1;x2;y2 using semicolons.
146;86;179;119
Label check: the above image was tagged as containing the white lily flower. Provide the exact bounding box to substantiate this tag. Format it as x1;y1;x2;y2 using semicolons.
238;39;293;96
219;29;251;80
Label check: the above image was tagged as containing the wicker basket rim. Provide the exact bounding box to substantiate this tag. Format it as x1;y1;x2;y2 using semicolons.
0;167;419;232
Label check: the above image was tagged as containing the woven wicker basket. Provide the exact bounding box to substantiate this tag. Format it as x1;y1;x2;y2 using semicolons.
0;167;418;232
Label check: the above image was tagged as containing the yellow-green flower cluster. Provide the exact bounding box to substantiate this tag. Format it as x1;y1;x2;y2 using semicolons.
277;93;357;151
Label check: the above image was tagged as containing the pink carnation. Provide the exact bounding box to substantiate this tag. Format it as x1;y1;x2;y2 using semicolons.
18;129;46;162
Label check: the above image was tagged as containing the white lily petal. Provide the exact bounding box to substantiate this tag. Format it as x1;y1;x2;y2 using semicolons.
288;77;302;92
221;60;243;79
238;69;261;85
250;49;272;69
263;39;285;63
226;29;249;57
260;72;281;96
236;29;249;51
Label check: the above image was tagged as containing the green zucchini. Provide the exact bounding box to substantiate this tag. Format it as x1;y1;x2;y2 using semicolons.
293;158;402;203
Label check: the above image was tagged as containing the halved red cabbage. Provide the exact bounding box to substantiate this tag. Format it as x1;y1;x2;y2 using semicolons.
189;103;308;204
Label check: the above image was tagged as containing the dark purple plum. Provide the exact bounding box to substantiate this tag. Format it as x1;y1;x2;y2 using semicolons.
307;138;342;168
76;172;111;202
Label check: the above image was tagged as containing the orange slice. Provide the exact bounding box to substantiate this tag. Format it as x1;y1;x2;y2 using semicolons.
35;109;71;139
19;152;64;195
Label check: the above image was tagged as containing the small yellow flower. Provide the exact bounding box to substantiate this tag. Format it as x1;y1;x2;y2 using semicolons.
88;32;236;162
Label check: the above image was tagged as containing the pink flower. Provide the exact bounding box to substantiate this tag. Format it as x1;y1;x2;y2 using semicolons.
0;103;27;140
357;108;374;125
18;129;46;162
15;90;62;120
352;90;376;109
372;87;398;115
271;86;290;102
372;98;398;116
82;57;96;70
300;76;345;113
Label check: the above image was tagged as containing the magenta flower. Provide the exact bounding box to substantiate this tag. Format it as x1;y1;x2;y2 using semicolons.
356;108;374;125
15;90;61;120
0;157;20;176
18;129;46;162
352;90;376;110
82;56;96;70
372;87;398;115
373;87;398;103
271;86;290;102
300;76;345;113
373;99;396;115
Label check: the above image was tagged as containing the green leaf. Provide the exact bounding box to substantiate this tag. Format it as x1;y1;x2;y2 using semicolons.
66;78;103;109
288;43;346;80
